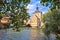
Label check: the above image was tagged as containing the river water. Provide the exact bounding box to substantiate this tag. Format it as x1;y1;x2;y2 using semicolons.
0;28;56;40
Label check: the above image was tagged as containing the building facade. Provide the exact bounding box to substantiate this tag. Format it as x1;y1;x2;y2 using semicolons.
26;7;44;28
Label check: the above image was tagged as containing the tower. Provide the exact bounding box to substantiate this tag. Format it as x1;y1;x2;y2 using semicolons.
30;7;42;28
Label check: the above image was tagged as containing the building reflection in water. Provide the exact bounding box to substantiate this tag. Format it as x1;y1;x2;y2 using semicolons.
0;28;56;40
30;28;45;40
30;29;37;40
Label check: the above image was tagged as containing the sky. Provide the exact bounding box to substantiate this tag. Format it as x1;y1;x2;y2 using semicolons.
6;0;50;16
27;0;50;16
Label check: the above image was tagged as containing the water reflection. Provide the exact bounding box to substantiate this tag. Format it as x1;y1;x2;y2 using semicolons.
30;29;37;40
30;28;45;40
0;30;8;40
0;28;56;40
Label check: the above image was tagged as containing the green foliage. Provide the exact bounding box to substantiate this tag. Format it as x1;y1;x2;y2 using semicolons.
0;13;2;19
43;9;60;34
40;0;60;10
0;0;30;30
57;37;60;40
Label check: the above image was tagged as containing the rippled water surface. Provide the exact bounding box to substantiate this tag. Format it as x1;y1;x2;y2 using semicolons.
0;28;56;40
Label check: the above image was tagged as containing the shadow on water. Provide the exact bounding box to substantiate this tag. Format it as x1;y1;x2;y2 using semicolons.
0;27;57;40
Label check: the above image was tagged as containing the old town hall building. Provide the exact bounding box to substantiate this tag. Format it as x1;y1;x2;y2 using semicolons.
26;7;44;28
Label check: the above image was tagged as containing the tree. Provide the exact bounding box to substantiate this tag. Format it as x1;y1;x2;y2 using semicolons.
0;0;30;30
42;9;60;35
40;0;60;10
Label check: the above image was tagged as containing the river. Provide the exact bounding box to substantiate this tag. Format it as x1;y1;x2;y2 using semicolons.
0;28;56;40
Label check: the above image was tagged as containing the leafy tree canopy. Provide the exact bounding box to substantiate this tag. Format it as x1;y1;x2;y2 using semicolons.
43;9;60;34
0;0;30;30
40;0;60;10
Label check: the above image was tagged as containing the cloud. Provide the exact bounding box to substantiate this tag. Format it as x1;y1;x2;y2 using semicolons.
27;1;40;9
27;4;35;10
27;0;49;16
27;1;40;15
27;4;36;16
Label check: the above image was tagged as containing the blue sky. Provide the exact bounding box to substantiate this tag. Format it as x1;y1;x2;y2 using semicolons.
27;0;50;16
6;0;50;16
